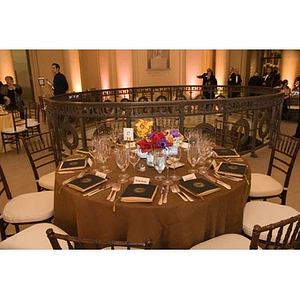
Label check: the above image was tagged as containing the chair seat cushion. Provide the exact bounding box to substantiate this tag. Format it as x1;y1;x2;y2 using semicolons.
249;173;283;198
2;126;27;134
190;233;255;249
2;191;54;223
243;201;300;239
0;223;70;249
27;120;39;127
39;171;55;190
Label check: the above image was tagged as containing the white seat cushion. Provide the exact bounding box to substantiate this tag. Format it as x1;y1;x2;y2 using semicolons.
190;233;256;249
27;120;39;127
2;126;27;134
39;171;55;190
0;223;70;249
250;173;283;198
243;201;300;240
2;191;54;223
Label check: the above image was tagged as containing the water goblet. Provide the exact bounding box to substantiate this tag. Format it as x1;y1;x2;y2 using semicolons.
187;143;200;174
162;148;173;186
169;146;182;181
129;147;140;181
153;149;166;181
115;147;130;184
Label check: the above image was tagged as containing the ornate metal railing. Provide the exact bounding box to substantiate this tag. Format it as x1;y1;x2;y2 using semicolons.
44;85;284;160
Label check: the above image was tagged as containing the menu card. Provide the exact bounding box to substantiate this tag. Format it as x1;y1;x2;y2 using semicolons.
179;178;220;197
68;174;107;192
215;162;247;177
120;184;158;203
212;148;240;158
58;158;87;171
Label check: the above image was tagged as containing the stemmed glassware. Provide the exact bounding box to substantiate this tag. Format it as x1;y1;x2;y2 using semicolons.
162;148;173;186
153;149;166;181
187;143;200;173
169;146;182;181
129;146;140;181
96;137;112;173
198;138;213;175
115;147;130;184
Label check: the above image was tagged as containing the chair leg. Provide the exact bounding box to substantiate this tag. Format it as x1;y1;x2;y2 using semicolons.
14;224;20;233
0;218;8;241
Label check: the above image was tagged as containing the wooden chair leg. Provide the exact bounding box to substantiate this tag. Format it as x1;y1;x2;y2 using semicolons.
14;224;20;233
0;218;8;241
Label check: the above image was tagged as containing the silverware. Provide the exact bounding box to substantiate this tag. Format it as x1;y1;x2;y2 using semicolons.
204;174;231;190
213;172;242;182
174;184;194;202
163;186;169;204
158;186;166;205
170;184;189;202
83;183;113;197
110;183;121;202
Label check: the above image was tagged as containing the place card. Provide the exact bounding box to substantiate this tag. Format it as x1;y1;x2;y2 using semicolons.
133;176;150;185
182;173;197;181
181;142;189;149
95;171;107;179
87;157;93;167
123;128;134;141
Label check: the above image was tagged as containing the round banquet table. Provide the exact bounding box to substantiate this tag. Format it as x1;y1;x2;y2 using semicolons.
0;112;13;153
53;149;251;249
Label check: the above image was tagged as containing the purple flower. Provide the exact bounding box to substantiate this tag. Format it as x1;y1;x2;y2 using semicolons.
157;138;168;148
170;129;181;137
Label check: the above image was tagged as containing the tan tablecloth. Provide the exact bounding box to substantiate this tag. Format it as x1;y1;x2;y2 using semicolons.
54;151;251;249
0;112;13;153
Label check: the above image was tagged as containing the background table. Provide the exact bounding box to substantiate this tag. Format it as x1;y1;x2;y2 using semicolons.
54;150;251;249
0;112;13;153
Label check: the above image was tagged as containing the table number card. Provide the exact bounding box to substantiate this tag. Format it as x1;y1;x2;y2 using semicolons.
182;173;197;181
123;128;134;141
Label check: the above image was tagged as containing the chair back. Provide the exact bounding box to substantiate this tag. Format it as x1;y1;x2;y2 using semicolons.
267;132;300;197
0;164;12;200
93;118;127;137
46;228;153;250
250;213;300;249
26;102;40;123
11;109;27;131
214;119;249;152
154;117;179;131
22;132;59;190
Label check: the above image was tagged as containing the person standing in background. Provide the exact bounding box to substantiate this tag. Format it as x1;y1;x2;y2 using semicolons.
227;67;236;98
47;63;69;96
262;67;274;87
293;75;300;138
0;76;24;118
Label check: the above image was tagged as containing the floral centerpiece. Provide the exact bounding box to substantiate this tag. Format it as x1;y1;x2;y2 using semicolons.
135;119;184;153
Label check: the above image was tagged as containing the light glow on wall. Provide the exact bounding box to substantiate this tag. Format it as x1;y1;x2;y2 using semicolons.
64;50;82;92
0;50;15;82
116;50;132;88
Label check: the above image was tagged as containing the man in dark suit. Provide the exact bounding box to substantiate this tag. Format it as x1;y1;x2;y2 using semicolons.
227;67;236;97
262;67;274;87
47;63;69;96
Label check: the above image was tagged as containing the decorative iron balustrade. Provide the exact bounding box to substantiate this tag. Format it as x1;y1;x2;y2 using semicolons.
44;85;284;160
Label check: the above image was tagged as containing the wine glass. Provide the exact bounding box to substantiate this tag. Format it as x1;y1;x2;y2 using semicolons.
96;137;111;173
115;147;130;183
187;143;200;173
153;149;166;181
129;146;140;181
169;146;182;181
162;148;173;186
